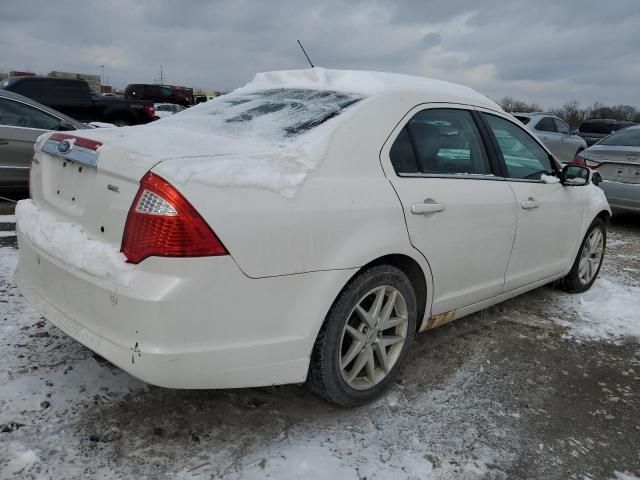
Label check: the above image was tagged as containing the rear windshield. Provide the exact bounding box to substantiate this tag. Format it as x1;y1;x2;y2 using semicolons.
514;116;531;125
159;88;364;140
599;128;640;147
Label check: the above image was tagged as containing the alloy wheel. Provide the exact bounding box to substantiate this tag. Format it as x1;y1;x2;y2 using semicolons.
339;285;409;390
578;228;604;285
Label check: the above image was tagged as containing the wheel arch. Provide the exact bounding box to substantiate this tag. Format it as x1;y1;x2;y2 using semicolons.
314;252;432;339
595;209;611;225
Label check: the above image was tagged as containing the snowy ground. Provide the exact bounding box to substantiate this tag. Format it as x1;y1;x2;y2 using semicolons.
1;206;639;480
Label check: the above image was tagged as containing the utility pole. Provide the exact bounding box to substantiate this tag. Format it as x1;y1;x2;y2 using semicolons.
100;65;104;85
159;65;164;85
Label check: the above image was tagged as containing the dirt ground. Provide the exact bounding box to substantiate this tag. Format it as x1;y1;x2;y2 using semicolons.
1;199;639;480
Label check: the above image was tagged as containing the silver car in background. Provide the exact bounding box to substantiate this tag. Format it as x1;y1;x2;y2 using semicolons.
514;112;587;164
0;90;88;190
576;125;640;214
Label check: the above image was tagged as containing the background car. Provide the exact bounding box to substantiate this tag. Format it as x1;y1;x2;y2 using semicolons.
575;125;640;213
513;112;587;164
154;103;186;118
578;118;636;146
0;90;88;191
1;77;156;126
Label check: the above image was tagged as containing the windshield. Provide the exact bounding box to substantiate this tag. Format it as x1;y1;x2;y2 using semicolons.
599;127;640;147
159;88;364;140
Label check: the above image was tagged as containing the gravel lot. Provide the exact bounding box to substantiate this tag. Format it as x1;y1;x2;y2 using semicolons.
1;200;639;480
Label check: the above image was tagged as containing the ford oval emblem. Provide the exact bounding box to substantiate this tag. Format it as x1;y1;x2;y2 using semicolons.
58;140;72;154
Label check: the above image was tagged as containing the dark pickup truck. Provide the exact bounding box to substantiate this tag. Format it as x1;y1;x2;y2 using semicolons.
0;77;156;126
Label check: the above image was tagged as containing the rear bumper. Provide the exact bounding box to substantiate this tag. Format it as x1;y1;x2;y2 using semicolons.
16;227;355;389
599;180;640;213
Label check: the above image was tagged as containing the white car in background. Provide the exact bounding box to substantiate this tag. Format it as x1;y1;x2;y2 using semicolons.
154;103;186;118
16;68;610;406
513;112;587;164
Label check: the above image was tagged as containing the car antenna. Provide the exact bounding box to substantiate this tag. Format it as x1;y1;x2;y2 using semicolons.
297;40;315;68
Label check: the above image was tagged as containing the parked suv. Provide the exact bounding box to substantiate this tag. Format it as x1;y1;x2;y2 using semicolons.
578;119;636;147
513;112;587;164
0;77;156;126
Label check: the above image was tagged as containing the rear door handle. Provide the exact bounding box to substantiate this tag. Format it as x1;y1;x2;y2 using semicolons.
521;198;539;209
411;201;445;215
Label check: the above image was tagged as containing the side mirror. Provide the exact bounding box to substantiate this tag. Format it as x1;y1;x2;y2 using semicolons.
57;121;76;131
561;164;590;186
591;171;603;186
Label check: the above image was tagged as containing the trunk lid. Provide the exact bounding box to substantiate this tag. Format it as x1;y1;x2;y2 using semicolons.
583;145;640;183
30;125;268;249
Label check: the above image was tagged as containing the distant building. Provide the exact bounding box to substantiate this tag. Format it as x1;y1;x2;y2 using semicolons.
48;70;101;93
10;71;36;77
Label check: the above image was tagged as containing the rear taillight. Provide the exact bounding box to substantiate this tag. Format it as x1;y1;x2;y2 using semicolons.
572;153;600;169
584;159;600;169
143;105;156;119
121;172;228;264
572;153;585;166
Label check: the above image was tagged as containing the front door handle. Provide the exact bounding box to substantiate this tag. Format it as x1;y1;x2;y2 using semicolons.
521;198;540;210
411;200;445;215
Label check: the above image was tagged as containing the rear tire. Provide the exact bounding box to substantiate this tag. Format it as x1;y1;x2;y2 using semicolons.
561;218;606;293
306;265;417;407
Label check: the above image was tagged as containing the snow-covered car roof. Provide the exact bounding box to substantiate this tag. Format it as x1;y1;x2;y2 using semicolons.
235;67;499;110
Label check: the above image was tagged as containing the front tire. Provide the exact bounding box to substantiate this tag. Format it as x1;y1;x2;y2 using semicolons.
306;265;417;407
561;218;606;293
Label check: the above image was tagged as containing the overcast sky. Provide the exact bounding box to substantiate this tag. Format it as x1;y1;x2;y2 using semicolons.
1;0;639;107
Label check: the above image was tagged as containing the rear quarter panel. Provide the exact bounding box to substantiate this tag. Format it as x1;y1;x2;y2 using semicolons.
153;95;428;279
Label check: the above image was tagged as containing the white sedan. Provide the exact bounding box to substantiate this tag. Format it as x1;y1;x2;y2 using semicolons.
16;68;610;406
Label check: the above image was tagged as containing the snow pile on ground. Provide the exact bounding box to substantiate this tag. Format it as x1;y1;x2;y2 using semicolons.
15;200;133;283
555;276;640;343
0;246;145;479
613;472;640;480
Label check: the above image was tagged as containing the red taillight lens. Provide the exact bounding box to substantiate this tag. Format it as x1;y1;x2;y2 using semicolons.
121;172;228;264
572;153;585;166
584;159;600;169
143;105;156;119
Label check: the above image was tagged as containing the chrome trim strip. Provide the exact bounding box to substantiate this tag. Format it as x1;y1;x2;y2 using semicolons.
42;140;98;167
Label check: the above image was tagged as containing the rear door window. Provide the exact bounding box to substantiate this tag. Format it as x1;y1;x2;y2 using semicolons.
50;80;90;104
535;117;556;132
0;97;61;130
390;108;491;176
13;79;48;101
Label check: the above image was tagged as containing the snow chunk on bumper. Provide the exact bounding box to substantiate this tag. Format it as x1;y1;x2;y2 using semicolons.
15;200;133;282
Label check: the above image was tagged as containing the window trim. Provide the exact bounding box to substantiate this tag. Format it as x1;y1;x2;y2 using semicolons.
477;111;563;184
385;104;504;181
